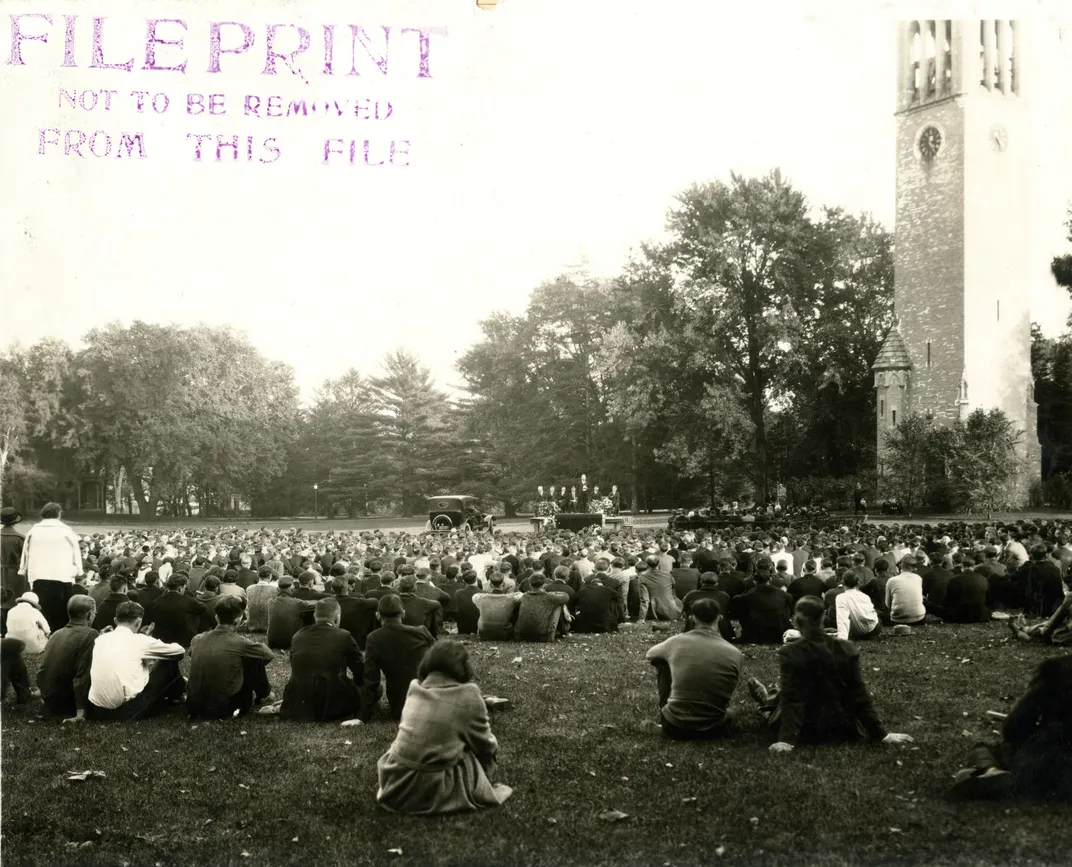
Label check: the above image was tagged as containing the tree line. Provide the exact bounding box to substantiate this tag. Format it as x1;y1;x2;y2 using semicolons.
3;172;1071;517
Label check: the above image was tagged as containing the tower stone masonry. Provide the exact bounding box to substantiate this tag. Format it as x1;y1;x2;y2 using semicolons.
874;19;1042;504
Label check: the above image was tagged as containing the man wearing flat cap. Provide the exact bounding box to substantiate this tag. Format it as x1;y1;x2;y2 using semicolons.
1;507;28;603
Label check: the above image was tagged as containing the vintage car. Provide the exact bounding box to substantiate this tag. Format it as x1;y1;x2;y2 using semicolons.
426;495;493;532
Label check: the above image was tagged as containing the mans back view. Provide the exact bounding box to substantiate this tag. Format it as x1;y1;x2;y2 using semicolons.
641;599;742;739
573;577;623;634
362;595;434;721
453;573;482;635
472;576;522;640
731;567;791;644
639;556;682;621
267;577;318;650
515;576;570;642
18;503;83;633
281;598;364;722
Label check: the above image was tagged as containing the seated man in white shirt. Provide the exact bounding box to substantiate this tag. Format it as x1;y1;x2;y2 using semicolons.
88;601;186;721
835;573;882;641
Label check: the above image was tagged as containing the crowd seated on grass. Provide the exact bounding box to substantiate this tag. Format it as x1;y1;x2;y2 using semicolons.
1;503;1071;808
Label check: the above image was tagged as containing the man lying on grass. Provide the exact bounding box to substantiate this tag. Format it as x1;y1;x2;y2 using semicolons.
748;596;914;753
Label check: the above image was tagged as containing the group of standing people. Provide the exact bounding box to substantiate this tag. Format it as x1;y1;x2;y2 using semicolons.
535;479;620;515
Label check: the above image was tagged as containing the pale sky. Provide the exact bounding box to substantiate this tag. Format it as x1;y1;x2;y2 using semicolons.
2;0;1070;401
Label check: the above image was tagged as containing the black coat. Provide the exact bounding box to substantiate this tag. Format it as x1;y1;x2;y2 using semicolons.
573;580;622;633
771;634;888;746
281;623;363;722
266;592;317;650
682;588;734;641
361;621;434;720
93;592;133;632
787;575;827;605
150;591;207;648
939;571;990;623
453;585;481;635
1;526;27;599
399;593;442;637
334;594;380;650
730;584;791;645
136;586;165;625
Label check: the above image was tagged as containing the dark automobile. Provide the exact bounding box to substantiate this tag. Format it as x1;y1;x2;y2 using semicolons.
427;495;493;532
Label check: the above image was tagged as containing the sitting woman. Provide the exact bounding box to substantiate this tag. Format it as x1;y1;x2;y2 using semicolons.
376;640;512;815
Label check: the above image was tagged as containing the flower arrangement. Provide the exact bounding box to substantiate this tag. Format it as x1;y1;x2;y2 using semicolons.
535;500;561;518
590;496;616;516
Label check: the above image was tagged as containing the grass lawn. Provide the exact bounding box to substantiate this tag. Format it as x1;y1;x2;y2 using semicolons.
3;620;1071;867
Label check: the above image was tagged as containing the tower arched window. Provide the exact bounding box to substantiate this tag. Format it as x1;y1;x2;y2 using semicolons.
940;21;953;95
909;22;923;104
920;21;937;99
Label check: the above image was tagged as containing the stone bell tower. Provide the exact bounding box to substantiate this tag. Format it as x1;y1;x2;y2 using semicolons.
874;20;1041;499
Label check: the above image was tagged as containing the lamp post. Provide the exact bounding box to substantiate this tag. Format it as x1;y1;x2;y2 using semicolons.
313;483;318;522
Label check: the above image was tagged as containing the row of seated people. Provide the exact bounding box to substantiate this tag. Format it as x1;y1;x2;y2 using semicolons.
5;589;437;725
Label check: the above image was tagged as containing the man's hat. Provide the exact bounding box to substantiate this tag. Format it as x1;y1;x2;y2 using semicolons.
16;591;40;607
0;507;22;526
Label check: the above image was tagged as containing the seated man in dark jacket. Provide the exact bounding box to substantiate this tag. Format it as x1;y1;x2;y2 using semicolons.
398;576;443;638
683;573;734;642
280;598;364;722
267;577;317;651
327;576;380;650
787;562;827;607
136;572;165;626
436;564;466;623
1016;546;1066;618
361;594;434;721
37;594;99;721
670;552;702;601
730;567;792;645
932;567;990;623
149;574;207;649
453;572;482;635
748;596;913;752
186;596;274;720
93;576;136;632
572;576;623;634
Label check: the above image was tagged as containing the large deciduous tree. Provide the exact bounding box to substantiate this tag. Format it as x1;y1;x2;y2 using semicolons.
1032;324;1072;480
0;353;27;507
72;322;298;516
665;170;821;503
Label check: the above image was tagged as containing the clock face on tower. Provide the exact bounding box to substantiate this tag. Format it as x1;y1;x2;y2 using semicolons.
918;125;942;161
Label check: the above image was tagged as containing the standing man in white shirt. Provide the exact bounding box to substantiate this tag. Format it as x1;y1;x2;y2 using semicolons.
18;503;83;633
835;574;881;641
88;601;186;721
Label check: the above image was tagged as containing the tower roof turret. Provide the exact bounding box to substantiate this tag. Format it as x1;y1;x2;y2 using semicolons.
872;327;912;371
